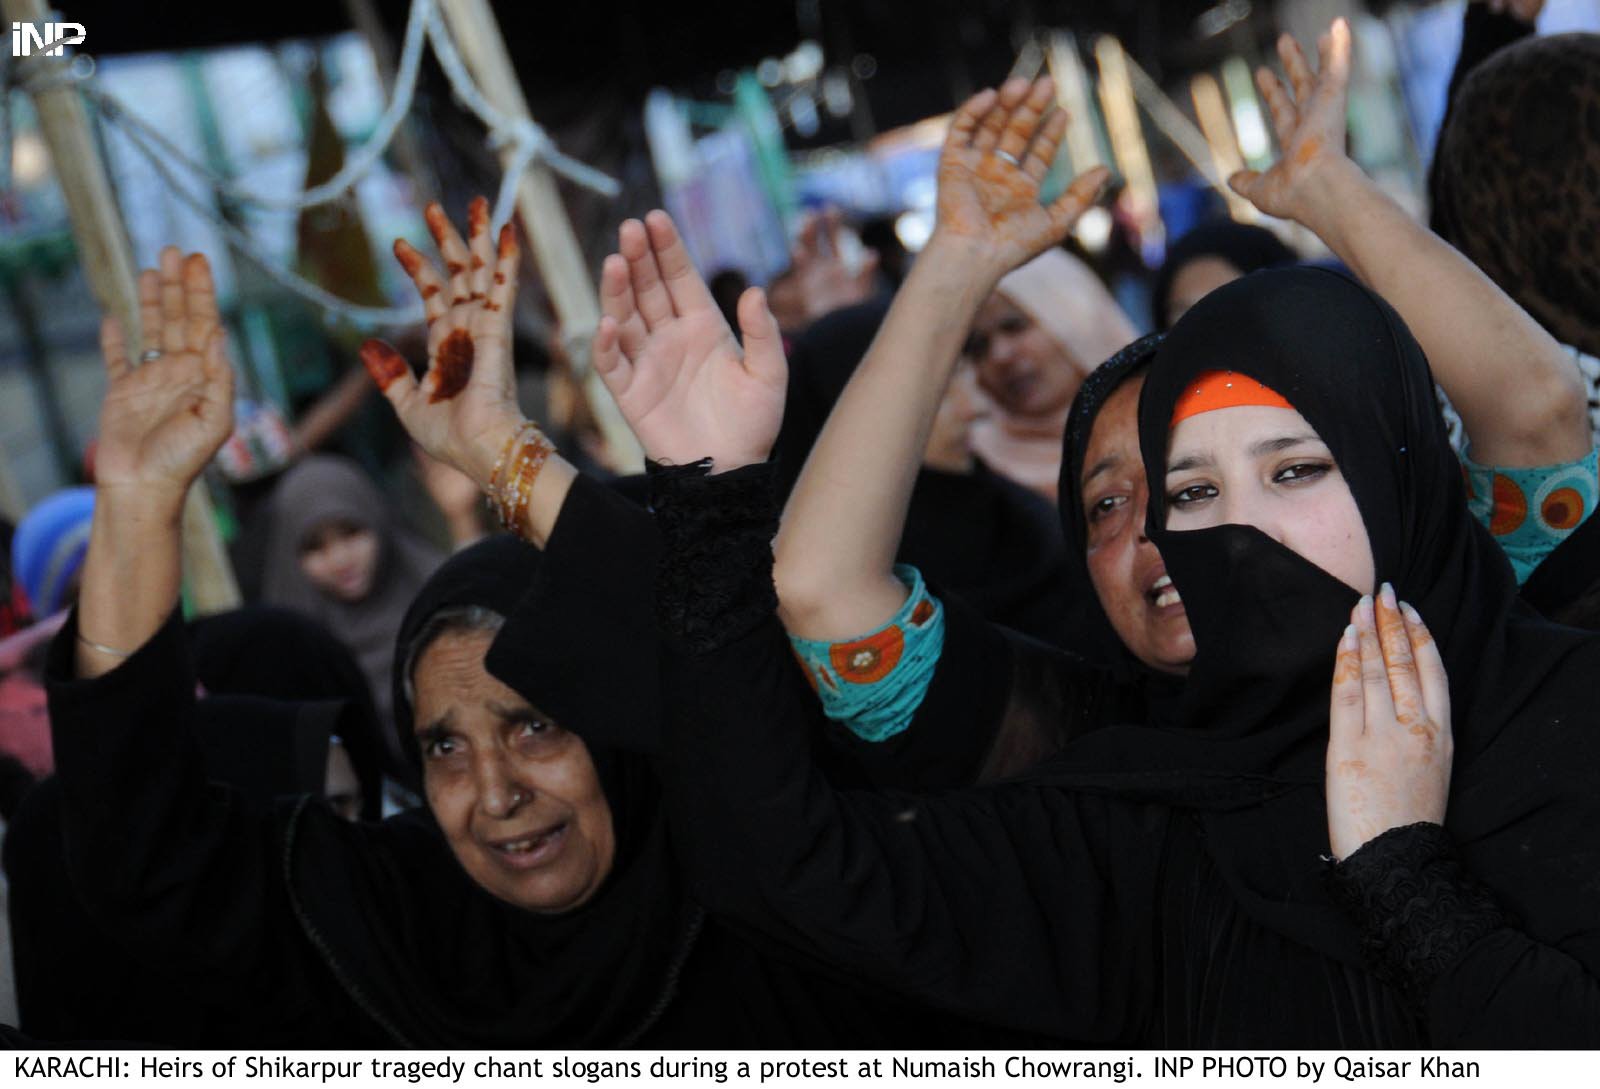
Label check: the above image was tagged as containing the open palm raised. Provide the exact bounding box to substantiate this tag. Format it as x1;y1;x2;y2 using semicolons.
360;198;525;488
593;211;786;472
931;76;1111;279
1228;19;1354;223
95;248;236;501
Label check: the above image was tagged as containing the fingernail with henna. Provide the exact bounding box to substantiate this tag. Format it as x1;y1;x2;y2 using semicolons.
498;223;518;260
424;202;449;243
468;196;489;238
393;239;424;277
359;339;409;393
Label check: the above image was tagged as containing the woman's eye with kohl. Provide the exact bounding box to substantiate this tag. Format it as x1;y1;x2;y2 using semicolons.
1168;482;1218;508
1273;461;1331;485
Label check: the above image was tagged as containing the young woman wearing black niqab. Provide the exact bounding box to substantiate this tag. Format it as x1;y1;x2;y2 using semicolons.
770;20;1595;787
638;268;1600;1046
575;88;1600;1049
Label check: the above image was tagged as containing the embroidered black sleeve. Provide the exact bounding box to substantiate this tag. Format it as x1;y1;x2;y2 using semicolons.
1324;821;1509;1011
649;459;780;655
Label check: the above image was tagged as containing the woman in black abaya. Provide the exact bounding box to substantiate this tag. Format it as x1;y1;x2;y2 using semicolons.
43;233;1035;1047
561;67;1600;1039
639;262;1600;1046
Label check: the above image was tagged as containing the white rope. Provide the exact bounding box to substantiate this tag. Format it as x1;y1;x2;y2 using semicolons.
420;5;619;227
117;114;425;326
1;0;621;328
15;0;618;216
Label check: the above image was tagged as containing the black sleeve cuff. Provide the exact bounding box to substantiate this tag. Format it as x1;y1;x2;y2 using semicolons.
1325;821;1509;1010
485;473;665;753
46;606;192;725
648;459;780;655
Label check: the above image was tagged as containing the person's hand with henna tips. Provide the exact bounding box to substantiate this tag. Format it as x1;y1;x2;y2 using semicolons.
1325;585;1453;860
1230;19;1588;469
77;249;237;679
359;198;576;548
775;77;1110;640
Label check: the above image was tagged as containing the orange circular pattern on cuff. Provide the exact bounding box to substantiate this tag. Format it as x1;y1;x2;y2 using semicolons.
1540;486;1585;531
910;599;935;627
829;625;905;685
1488;473;1528;535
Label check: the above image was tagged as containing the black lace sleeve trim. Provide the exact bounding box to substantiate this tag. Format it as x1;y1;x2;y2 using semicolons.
1325;821;1509;1011
648;459;780;655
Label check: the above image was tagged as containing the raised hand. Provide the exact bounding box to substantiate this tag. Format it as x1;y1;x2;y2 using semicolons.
789;207;879;323
360;198;525;489
1229;19;1354;224
592;211;786;471
929;76;1110;279
95;248;236;503
1325;584;1454;860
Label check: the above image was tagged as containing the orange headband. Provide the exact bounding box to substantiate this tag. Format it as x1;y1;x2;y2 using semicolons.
1170;370;1294;428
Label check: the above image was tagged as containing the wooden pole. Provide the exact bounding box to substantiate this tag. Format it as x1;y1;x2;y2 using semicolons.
3;0;241;611
433;0;643;471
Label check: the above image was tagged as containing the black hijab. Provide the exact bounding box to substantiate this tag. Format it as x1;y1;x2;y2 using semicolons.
283;534;700;1048
777;297;1074;645
189;607;386;817
1035;268;1600;968
1053;332;1167;669
1150;220;1298;332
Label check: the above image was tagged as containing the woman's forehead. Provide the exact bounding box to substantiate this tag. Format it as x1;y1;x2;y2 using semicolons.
1167;404;1321;459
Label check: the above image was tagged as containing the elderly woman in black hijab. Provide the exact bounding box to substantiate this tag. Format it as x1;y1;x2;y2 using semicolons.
42;216;1042;1045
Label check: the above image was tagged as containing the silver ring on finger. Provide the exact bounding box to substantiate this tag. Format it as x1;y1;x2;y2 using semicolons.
993;149;1021;167
139;349;163;364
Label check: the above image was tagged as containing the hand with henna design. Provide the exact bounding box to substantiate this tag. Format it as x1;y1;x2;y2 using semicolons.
592;211;787;472
359;198;526;490
1325;583;1454;860
1227;19;1353;225
927;76;1110;283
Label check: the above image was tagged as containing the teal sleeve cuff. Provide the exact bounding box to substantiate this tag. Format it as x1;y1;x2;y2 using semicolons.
787;565;945;742
1463;447;1599;585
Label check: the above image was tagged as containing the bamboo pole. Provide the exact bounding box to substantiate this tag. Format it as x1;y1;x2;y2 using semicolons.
433;0;642;471
3;0;241;611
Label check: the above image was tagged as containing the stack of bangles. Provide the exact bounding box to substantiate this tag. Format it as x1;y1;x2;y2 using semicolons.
487;421;554;535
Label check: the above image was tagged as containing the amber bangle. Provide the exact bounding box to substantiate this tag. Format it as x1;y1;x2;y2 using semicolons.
486;423;554;536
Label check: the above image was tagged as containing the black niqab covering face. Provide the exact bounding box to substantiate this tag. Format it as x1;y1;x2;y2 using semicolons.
1041;268;1600;967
